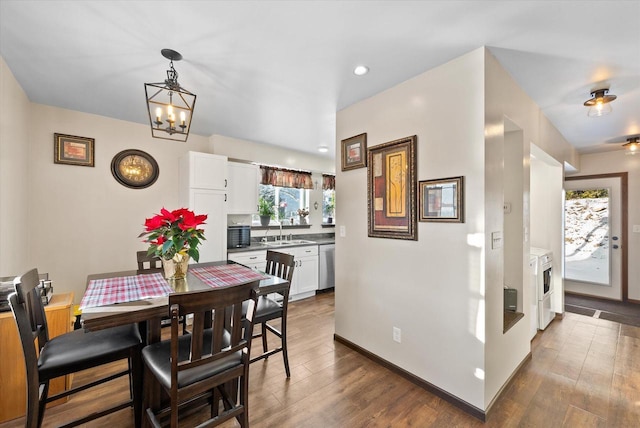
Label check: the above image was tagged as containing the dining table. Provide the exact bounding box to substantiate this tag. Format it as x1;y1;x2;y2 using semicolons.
79;259;290;428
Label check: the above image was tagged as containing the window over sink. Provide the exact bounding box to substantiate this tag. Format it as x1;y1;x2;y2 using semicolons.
252;184;311;226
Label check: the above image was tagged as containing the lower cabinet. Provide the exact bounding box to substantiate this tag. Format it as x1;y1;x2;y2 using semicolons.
0;293;73;423
228;245;318;300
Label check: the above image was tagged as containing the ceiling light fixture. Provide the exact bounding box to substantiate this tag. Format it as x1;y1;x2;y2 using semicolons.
144;49;196;142
318;146;329;153
623;137;639;155
353;65;369;76
583;88;616;117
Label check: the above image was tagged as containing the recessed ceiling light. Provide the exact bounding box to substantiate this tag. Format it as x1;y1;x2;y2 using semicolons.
353;65;369;76
318;146;329;153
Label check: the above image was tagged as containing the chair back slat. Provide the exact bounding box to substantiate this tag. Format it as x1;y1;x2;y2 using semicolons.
169;281;258;377
136;251;163;275
265;250;295;282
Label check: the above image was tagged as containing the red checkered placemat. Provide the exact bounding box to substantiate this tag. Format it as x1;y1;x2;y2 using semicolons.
80;273;172;310
190;264;267;288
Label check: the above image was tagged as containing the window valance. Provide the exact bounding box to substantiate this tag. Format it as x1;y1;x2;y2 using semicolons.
259;165;313;189
322;174;335;190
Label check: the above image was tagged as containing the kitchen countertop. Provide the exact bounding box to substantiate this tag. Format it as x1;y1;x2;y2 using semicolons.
227;233;335;253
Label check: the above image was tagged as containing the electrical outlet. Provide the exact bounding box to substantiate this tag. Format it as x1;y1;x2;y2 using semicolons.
393;327;401;343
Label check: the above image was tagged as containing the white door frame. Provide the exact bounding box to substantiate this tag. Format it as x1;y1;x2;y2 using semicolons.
565;172;628;301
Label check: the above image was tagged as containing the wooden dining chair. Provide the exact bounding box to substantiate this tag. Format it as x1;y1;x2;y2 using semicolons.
136;250;163;275
249;250;295;377
9;268;143;428
142;280;259;428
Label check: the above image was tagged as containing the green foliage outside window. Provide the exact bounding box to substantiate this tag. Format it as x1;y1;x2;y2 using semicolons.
566;189;609;200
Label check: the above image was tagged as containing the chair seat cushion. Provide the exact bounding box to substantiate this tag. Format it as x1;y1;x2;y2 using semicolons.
244;296;282;322
38;323;141;380
142;329;242;390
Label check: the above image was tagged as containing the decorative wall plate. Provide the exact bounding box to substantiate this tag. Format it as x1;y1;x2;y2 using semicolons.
110;149;159;189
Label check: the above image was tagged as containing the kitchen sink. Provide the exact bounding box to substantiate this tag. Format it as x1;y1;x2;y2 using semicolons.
263;239;316;246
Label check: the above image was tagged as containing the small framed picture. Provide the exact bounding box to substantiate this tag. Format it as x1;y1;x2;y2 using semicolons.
341;133;367;171
419;176;464;222
54;133;95;167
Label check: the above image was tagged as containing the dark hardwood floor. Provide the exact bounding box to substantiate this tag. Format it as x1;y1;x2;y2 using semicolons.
2;291;639;427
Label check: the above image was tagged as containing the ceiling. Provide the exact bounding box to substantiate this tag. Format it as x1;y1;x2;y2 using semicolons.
1;1;638;159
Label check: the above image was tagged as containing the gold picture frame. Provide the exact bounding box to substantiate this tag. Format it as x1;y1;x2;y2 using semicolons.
341;133;367;171
419;176;464;222
367;135;417;240
54;133;95;167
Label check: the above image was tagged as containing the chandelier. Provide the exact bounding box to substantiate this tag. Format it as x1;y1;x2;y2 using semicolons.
144;49;196;142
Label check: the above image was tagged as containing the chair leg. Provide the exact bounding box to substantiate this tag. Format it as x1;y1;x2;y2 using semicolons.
130;350;143;428
281;316;290;378
36;380;49;428
239;370;249;428
261;322;268;354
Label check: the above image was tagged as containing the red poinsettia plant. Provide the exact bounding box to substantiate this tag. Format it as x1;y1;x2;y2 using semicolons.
139;208;208;262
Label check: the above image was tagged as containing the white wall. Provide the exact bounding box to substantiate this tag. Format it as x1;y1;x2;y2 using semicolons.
566;150;640;301
336;48;487;409
0;56;30;276
27;104;210;301
483;49;576;409
334;47;580;412
530;146;565;314
212;134;335;236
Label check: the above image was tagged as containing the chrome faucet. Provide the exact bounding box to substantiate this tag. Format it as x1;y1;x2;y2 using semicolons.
279;221;284;241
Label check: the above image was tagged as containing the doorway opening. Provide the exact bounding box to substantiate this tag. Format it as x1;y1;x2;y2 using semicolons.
564;173;628;301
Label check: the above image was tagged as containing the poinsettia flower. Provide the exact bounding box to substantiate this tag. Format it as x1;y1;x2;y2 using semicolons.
140;207;207;263
144;215;165;231
160;207;177;222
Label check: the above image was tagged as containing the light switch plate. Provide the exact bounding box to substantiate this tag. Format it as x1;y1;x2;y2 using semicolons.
339;225;346;237
633;225;640;233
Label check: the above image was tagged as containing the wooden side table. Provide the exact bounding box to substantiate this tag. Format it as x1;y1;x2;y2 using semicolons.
0;292;74;423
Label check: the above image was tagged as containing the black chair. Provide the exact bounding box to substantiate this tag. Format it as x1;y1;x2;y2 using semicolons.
142;280;259;428
248;250;295;377
137;250;163;275
9;268;143;428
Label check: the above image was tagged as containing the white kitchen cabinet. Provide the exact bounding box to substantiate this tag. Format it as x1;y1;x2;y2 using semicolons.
180;151;228;190
227;245;318;301
228;250;267;271
227;162;259;214
273;245;318;300
180;152;228;263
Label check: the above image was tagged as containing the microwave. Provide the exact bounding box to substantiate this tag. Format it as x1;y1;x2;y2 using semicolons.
227;225;251;248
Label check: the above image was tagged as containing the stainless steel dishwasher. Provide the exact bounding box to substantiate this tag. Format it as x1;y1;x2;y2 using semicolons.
318;243;335;290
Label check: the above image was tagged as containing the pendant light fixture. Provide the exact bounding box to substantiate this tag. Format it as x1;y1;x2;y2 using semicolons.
144;49;196;142
583;88;616;117
623;137;639;155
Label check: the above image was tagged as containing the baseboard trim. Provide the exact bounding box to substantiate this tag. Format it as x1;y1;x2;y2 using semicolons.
565;290;622;302
333;334;486;422
485;351;532;415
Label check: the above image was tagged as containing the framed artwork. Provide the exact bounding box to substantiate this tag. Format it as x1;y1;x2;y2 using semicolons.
54;133;95;167
419;176;464;222
110;149;160;189
367;135;417;240
341;133;367;171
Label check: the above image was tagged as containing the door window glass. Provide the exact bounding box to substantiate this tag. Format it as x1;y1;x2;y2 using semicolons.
564;188;610;285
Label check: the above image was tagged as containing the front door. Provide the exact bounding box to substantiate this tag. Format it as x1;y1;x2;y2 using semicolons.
564;173;627;300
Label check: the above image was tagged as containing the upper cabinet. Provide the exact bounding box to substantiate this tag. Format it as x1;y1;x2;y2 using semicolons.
180;151;228;190
227;162;259;215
